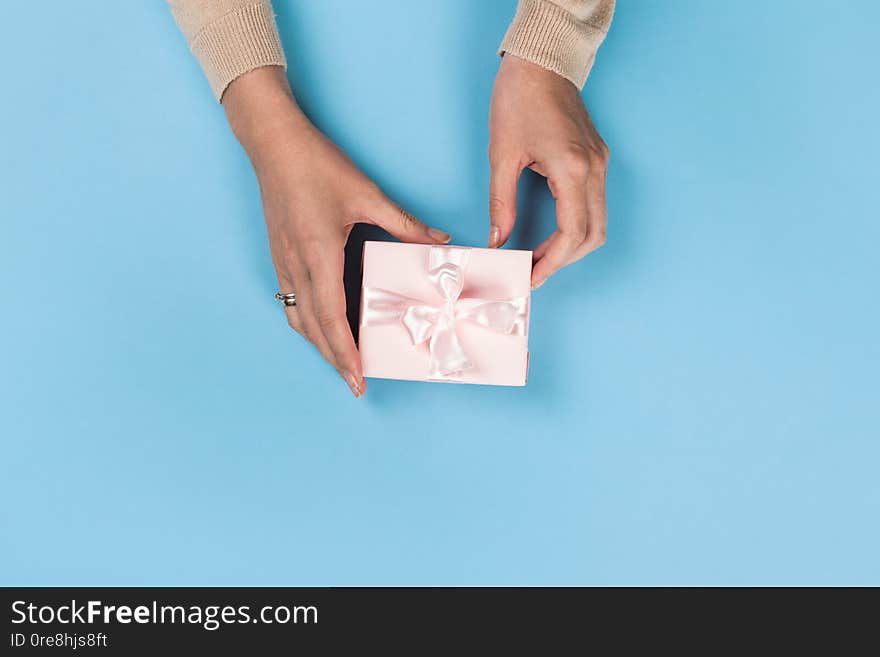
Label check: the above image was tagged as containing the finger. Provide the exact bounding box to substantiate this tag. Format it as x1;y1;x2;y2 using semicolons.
366;195;450;245
530;168;590;289
488;156;522;248
558;153;607;264
306;245;366;398
275;267;306;337
530;229;581;290
574;173;608;260
531;231;554;263
285;251;345;382
283;303;304;340
532;182;606;265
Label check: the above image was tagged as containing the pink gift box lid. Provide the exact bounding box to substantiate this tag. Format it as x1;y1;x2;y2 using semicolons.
359;241;531;386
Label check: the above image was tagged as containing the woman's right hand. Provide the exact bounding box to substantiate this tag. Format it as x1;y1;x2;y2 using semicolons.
223;67;451;398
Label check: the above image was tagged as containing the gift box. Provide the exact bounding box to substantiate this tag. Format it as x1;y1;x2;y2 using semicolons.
359;241;531;386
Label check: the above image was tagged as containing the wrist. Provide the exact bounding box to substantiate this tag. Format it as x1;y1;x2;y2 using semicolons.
222;66;310;166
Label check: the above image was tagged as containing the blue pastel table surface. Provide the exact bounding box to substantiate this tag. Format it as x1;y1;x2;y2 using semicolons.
1;1;878;585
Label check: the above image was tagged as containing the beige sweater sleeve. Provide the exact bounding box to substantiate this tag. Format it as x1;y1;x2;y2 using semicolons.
500;0;616;89
167;0;613;102
167;0;286;101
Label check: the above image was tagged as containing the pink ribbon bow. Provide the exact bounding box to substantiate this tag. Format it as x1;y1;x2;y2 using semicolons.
361;246;528;379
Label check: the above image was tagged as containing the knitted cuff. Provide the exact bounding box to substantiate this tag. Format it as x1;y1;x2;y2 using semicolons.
499;0;609;89
189;2;287;101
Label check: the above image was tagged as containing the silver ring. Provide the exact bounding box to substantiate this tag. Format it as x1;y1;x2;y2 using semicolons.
275;291;297;307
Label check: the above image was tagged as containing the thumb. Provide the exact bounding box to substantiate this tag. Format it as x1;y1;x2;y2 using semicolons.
368;196;450;245
488;157;522;248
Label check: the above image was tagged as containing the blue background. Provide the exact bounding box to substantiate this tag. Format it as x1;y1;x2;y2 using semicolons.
2;1;878;585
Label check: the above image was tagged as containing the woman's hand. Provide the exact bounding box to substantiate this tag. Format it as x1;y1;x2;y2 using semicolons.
488;55;610;289
223;67;450;397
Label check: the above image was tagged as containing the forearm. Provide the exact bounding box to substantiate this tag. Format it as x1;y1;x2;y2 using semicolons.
500;0;616;89
221;66;308;173
167;0;286;101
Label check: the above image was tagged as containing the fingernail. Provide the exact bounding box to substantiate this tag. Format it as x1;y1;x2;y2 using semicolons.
428;228;451;244
530;277;545;291
343;371;363;398
488;225;501;248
